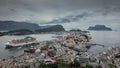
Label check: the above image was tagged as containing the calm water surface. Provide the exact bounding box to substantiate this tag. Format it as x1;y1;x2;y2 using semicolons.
88;31;120;54
0;31;120;58
0;34;55;58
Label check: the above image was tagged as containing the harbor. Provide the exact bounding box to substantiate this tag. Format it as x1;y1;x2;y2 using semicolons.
0;0;120;67
0;31;120;68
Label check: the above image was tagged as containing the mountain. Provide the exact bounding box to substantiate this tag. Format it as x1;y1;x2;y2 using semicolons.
0;21;65;35
36;25;65;32
38;25;53;29
88;25;112;31
7;29;34;35
0;21;40;31
70;29;82;31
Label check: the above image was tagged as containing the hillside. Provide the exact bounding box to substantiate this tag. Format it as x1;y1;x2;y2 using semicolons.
0;21;40;31
36;25;65;32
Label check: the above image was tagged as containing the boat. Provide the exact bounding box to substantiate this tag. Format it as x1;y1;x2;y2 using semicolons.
24;48;37;53
5;36;39;48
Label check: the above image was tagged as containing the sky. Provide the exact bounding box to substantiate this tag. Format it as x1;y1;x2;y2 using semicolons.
0;0;120;30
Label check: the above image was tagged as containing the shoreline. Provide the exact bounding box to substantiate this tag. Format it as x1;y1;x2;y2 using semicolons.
0;31;120;68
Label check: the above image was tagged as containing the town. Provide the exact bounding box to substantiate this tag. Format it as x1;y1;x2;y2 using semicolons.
0;31;119;68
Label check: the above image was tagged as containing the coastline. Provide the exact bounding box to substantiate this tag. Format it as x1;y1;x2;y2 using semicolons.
0;31;120;68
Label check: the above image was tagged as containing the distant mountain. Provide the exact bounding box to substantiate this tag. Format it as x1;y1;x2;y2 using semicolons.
88;25;112;31
36;25;65;32
70;29;82;31
0;21;40;31
38;25;53;29
7;29;34;35
0;21;65;34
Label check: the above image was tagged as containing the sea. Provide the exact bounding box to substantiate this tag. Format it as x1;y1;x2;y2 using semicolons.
88;31;120;54
0;34;56;58
0;31;120;58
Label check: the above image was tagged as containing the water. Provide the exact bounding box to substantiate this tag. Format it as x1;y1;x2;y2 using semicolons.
0;31;120;58
88;31;120;55
0;34;55;58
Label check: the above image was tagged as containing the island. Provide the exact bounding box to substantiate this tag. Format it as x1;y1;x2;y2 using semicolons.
88;25;112;31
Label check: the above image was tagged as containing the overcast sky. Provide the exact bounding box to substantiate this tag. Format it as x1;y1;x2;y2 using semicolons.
0;0;120;30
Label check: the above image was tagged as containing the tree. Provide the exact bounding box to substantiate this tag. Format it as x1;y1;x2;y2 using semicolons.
86;64;94;68
73;59;80;68
109;64;117;68
97;65;102;68
56;59;67;68
41;46;48;51
39;63;46;68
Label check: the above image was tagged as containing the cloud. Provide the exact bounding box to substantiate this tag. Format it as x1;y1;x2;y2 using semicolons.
0;0;120;30
40;9;120;30
42;12;91;24
0;0;120;21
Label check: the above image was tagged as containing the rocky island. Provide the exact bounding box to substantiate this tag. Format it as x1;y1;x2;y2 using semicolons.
88;25;112;31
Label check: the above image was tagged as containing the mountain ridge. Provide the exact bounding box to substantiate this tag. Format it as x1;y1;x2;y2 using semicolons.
0;21;40;31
